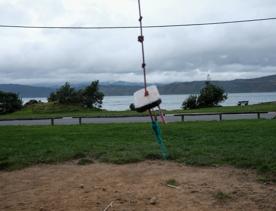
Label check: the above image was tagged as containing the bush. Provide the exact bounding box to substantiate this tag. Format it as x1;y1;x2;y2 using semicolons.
182;95;198;110
81;81;104;109
0;91;22;114
48;81;104;109
24;99;40;107
197;82;227;107
48;82;80;104
182;82;227;109
129;103;136;111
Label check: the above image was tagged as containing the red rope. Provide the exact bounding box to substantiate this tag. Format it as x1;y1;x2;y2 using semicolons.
138;0;149;96
138;0;163;123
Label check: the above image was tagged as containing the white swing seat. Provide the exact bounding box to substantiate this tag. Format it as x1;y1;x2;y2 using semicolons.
134;85;162;112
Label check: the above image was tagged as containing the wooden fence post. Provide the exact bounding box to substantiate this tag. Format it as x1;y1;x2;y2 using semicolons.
79;117;82;125
51;118;54;126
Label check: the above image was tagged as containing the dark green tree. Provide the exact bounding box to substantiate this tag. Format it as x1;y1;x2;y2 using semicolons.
81;80;104;108
48;82;80;104
0;91;22;114
129;103;136;111
182;81;227;109
197;81;227;107
182;95;198;110
48;81;104;108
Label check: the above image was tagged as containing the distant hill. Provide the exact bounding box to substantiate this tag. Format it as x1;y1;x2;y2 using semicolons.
0;84;54;98
100;74;276;95
0;74;276;97
160;74;276;95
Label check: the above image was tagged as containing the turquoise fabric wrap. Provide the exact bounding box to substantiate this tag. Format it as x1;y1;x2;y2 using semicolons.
151;120;169;160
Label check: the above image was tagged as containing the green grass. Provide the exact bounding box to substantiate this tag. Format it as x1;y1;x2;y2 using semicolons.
166;179;179;187
173;102;276;114
1;102;276;120
0;120;276;181
213;191;232;203
0;102;144;119
77;158;94;165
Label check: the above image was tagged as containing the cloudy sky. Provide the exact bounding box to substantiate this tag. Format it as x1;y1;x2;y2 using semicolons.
0;0;276;85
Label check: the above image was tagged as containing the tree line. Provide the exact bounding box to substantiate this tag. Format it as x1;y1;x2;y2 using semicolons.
0;91;22;114
0;80;227;114
48;81;104;108
0;80;104;114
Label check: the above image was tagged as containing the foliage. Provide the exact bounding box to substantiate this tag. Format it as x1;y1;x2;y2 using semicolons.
129;103;136;111
213;191;232;202
24;99;38;106
81;81;104;108
24;99;42;107
0;102;276;120
0;91;22;114
183;81;227;109
182;95;198;110
48;82;81;104
166;179;179;186
48;81;104;109
197;81;227;107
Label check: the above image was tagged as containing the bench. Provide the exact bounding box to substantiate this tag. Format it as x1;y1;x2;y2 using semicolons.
238;101;249;106
174;111;268;122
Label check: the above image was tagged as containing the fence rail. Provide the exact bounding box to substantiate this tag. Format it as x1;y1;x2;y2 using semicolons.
174;111;268;122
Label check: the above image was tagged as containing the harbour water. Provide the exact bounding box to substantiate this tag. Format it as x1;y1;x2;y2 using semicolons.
22;92;276;111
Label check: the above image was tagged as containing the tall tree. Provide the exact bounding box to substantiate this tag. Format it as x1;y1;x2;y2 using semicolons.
48;81;104;109
197;81;227;107
48;82;80;104
0;91;22;114
81;80;104;108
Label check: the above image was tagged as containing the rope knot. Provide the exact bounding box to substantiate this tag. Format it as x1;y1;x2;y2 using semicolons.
138;35;144;43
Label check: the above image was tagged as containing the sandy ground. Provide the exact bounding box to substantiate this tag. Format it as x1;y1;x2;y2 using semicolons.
0;161;275;211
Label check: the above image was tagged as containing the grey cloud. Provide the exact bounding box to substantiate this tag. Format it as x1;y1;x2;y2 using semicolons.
0;0;276;85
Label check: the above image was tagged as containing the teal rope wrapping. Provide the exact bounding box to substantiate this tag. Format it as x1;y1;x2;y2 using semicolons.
151;121;169;160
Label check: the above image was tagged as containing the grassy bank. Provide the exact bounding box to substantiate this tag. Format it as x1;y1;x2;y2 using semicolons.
0;102;276;120
0;103;143;119
0;120;275;180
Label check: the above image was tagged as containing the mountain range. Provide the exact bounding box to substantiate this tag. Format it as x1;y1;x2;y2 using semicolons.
0;74;276;98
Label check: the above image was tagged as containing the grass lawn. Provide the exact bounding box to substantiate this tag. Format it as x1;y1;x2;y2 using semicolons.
0;102;276;120
173;102;276;114
0;119;275;180
0;103;144;119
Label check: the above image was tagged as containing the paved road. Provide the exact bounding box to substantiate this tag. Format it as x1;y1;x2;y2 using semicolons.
0;113;275;126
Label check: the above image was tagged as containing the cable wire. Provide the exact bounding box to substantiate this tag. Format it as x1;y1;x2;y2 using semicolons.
0;17;275;30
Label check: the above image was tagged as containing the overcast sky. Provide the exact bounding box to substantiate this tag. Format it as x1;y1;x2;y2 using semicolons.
0;0;276;85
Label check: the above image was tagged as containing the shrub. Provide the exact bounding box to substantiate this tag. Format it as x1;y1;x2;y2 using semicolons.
182;82;227;109
24;99;40;107
182;95;198;109
0;91;22;114
48;81;104;109
197;82;227;107
48;82;80;104
81;81;104;109
129;103;136;111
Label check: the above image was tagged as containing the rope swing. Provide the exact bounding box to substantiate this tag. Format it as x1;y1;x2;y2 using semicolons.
134;0;169;159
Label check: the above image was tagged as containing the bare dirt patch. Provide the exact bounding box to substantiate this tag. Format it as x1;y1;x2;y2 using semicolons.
0;161;275;211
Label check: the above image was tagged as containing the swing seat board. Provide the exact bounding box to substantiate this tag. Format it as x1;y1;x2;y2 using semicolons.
134;85;162;112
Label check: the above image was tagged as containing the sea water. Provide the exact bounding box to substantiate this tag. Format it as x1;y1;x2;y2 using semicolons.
23;92;276;111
